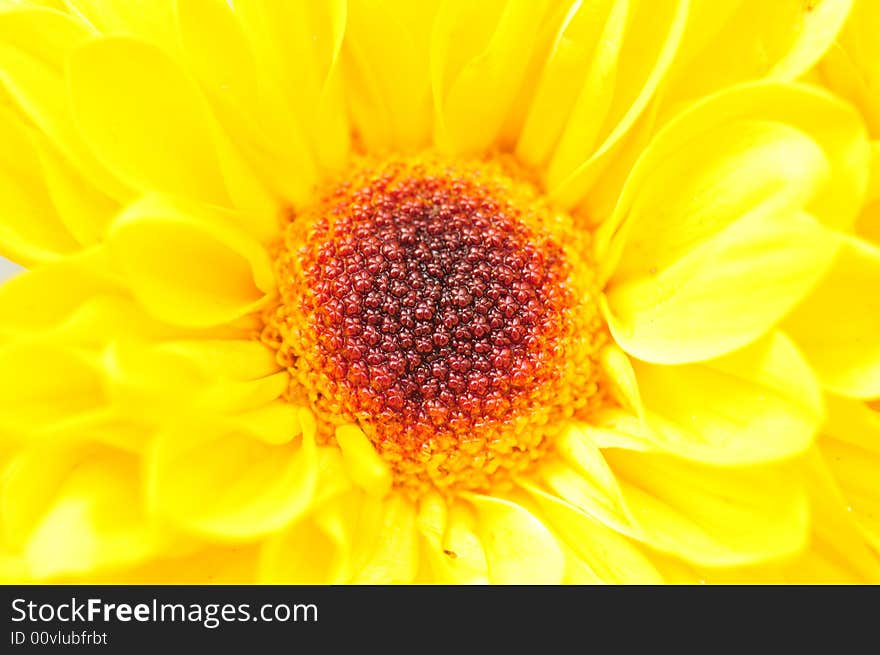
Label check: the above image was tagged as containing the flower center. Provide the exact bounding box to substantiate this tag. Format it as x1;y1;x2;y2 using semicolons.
263;156;607;494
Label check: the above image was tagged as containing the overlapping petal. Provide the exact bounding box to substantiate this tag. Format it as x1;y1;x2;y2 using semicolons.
601;82;869;365
106;195;274;328
0;443;161;579
784;236;880;398
542;441;810;567
147;408;316;540
590;333;823;465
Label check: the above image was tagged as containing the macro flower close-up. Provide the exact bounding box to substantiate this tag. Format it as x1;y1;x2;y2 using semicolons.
0;0;878;585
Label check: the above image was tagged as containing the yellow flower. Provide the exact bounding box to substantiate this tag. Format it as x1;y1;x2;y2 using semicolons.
0;0;877;583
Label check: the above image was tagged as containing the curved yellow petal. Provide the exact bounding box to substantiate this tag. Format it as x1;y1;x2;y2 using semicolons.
103;338;286;420
65;0;177;48
606;449;810;567
233;0;349;171
311;445;355;508
542;0;688;210
692;450;880;583
335;423;392;498
821;396;880;549
32;130;119;246
175;0;258;113
604;208;838;365
0;249;187;344
352;493;419;584
820;438;880;552
147;412;316;540
156;339;279;381
600;84;870;364
343;0;440;152
65;543;261;584
416;494;488;584
539;429;634;537
175;0;317;204
0;6;129;201
430;0;551;155
599;343;642;414
816;1;880;136
224;402;300;447
662;0;853;115
465;493;564;584
0;342;105;437
0;104;79;264
623;332;823;465
784;236;880;398
1;443;160;579
107;195;274;328
259;494;355;584
515;0;622;169
525;484;664;584
0;268;247;346
68;37;233;206
599;83;870;265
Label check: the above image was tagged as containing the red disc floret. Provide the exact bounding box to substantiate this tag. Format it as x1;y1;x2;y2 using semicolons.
300;164;573;450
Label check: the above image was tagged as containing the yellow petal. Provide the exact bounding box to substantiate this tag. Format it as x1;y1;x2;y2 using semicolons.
624;332;823;464
0;6;129;201
175;0;258;113
542;0;688;209
227;401;300;446
604;207;838;365
69;36;227;202
64;0;177;48
599;83;870;265
175;0;304;203
0;104;79;264
104;339;287;419
343;0;440;152
662;0;853;115
515;0;622;168
599;84;870;364
69;35;272;224
58;543;262;584
465;493;564;584
0;257;249;345
147;410;316;539
606;449;810;567
1;443;160;579
107;194;274;328
539;429;634;537
697;449;880;583
525;484;663;584
430;0;551;155
234;0;349;171
0;342;105;437
353;493;419;584
784;235;880;398
32;130;119;246
417;493;489;584
817;1;880;136
156;339;279;381
820;438;880;552
311;445;355;508
821;396;880;549
599;343;642;414
335;423;392;498
259;494;356;584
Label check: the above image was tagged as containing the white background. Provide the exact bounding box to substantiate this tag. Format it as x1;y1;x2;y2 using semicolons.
0;256;22;281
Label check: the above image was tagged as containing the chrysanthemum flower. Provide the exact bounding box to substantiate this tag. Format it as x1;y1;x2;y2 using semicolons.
0;0;878;583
